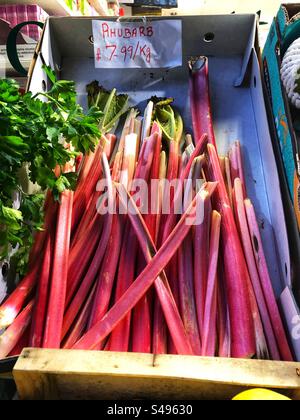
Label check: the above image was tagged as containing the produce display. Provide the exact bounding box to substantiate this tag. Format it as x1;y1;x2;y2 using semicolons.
0;57;294;361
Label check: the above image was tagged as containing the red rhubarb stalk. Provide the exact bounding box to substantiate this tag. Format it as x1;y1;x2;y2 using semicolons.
189;57;216;146
71;190;103;247
131;275;152;354
233;178;280;360
73;186;209;351
194;188;211;338
0;300;34;359
178;232;201;355
66;215;103;306
71;137;106;232
62;215;112;340
63;153;114;339
43;187;73;349
155;151;167;245
244;199;294;361
111;150;124;182
109;135;157;351
154;135;181;354
177;164;202;355
217;267;231;358
202;211;221;357
71;135;114;247
108;226;138;352
247;275;270;360
74;147;98;201
29;229;55;348
8;326;30;356
111;184;215;355
0;265;38;330
87;214;122;333
28;191;57;269
161;134;208;245
63;283;97;349
207;143;256;359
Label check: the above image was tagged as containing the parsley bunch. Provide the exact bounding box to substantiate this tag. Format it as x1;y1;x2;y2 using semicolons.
0;66;102;273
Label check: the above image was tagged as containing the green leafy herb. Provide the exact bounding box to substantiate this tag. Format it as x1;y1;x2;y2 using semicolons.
0;67;103;273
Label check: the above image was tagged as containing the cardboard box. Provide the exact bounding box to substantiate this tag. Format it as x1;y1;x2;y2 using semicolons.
4;14;299;398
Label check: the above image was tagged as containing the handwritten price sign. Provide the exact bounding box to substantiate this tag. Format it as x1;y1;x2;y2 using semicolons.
92;20;182;69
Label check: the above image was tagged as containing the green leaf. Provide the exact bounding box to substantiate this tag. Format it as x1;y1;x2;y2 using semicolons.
1;205;23;223
86;81;129;133
151;97;183;144
42;65;57;85
46;126;59;142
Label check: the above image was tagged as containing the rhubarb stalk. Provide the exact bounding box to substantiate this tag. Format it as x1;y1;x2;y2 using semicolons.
206;143;255;359
194;190;211;338
244;199;293;361
63;153;114;339
0;265;38;330
73;186;211;351
233;178;280;360
109;134;157;351
202;211;221;357
0;300;34;359
43;187;73;349
189;57;216;146
29;229;55;348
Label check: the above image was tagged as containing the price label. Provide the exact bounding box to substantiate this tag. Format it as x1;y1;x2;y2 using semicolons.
92;20;182;69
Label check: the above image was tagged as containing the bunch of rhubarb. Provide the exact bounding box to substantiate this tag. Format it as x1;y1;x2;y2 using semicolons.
0;58;293;362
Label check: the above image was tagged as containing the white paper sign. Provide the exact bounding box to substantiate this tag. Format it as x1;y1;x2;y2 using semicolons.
92;20;182;69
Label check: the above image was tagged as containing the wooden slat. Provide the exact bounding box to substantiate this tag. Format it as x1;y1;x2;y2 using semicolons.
13;349;300;400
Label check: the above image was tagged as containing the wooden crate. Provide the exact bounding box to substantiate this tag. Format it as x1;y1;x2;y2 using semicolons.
13;349;300;400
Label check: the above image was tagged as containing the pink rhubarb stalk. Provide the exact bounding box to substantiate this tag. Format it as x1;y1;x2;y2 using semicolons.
133;124;162;355
154;135;181;354
244;199;294;361
109;134;157;352
72;137;106;233
161;134;208;246
233;178;280;360
189;57;216;146
29;229;55;348
0;300;34;359
43;188;73;349
63;283;97;349
66;215;103;307
178;232;201;355
0;265;38;330
217;267;231;358
73;186;210;351
63;153;114;340
194;190;211;338
8;326;30;356
206;143;256;359
202;211;221;357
